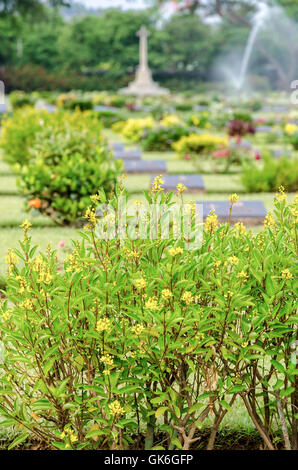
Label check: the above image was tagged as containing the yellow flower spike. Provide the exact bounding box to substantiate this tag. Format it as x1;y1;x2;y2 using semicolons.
237;270;248;279
161;288;173;300
131;324;145;336
234;222;246;236
229;194;239;205
181;291;194;305
275;185;287;203
205;210;218;233
109;400;125;416
145;297;159;311
176;183;187;194
168;247;183;257
281;269;292;280
90;194;100;204
134;278;147;289
96;318;111;332
228;255;239;265
151;175;164;193
264;212;275;229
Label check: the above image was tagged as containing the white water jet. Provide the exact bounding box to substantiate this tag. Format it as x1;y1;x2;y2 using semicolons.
236;3;269;90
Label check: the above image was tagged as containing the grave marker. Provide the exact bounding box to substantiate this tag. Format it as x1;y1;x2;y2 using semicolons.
197;200;267;225
124;160;167;174
114;149;142;160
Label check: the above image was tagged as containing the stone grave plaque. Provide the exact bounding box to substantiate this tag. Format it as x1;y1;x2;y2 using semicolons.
124;160;167;174
110;142;124;152
114;149;142;160
230;139;252;150
255;125;272;133
270;148;291;159
197;200;267;226
151;174;205;193
93;105;119;113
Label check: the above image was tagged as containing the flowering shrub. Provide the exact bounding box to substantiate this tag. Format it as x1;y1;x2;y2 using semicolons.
0;188;297;450
242;153;298;193
0;107;54;166
187;112;211;129
173;133;228;157
119;117;155;143
159;114;182;127
9;91;36;109
141;125;190;151
14;110;122;224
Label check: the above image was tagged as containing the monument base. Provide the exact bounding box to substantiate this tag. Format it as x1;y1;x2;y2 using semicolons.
120;81;169;97
120;65;169;97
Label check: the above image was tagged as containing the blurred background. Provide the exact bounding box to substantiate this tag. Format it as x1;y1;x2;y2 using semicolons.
1;0;298;94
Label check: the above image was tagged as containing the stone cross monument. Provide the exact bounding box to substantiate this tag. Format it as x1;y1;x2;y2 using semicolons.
120;25;169;97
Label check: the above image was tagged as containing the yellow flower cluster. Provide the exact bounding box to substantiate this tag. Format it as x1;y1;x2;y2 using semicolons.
152;175;164;193
121;117;155;142
84;207;97;228
100;354;114;367
124;248;141;260
1;310;12;321
65;251;82;274
134;278;147;289
145;297;159;311
20;219;32;231
181;291;194;305
284;123;298;135
96;317;111;332
228;255;239;265
234;222;246;236
168;247;183;257
20;299;34;310
160;114;181;127
60;427;78;444
205;210;218;233
275;185;287;202
281;269;292;280
264;212;275;229
176;183;187;194
90;194;100;204
131;324;145;336
32;256;52;285
229;194;239;204
109;400;125;416
238;270;248;280
161;289;173;300
5;249;18;271
173;133;228;155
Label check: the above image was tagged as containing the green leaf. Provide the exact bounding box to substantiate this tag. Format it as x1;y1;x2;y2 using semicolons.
8;432;29;450
155;407;168;418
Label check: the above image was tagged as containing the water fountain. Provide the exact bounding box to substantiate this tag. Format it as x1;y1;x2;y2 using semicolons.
236;3;269;91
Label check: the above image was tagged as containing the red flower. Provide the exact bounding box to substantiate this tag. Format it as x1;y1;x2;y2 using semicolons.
255;152;261;161
185;154;191;160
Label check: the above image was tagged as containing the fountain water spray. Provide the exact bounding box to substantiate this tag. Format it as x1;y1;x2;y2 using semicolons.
236;2;269;91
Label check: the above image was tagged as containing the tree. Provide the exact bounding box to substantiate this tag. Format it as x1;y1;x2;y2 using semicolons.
0;0;68;18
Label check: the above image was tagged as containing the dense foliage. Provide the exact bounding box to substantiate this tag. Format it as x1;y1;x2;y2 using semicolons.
0;108;122;224
242;154;298;193
0;187;297;450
